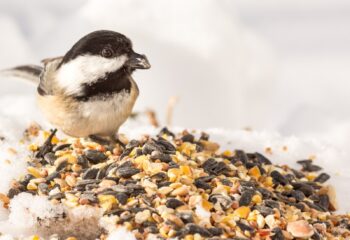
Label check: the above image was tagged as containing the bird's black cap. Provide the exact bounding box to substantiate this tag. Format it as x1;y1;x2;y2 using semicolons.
59;30;133;67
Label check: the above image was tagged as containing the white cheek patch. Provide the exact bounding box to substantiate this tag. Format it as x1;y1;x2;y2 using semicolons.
56;54;128;95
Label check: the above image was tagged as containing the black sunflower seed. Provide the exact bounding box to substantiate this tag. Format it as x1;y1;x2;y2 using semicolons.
291;182;314;197
84;150;107;164
236;221;254;233
115;192;128;205
178;212;194;224
166;198;185;209
202;159;228;175
271;227;284;240
208;227;223;236
46;171;60;182
292;190;306;201
264;200;280;209
20;174;35;186
297;160;323;172
305;201;326;212
38;183;49;194
168;161;179;169
230;150;248;166
116;167;140;178
256;187;272;198
314;173;330;183
157;181;171;188
151;172;168;182
239;189;255;206
221;178;233;186
82;168;99;179
209;194;233;210
181;134;195;143
156;138;176;153
7;188;21;198
126;140;141;149
185;223;212;237
96;165;109;179
76;179;101;187
318;194;330;210
194;179;211;190
199;132;209;141
270;170;289;185
289;202;305;211
119;148;133;160
291;169;305;179
106;162;118;176
44;152;57;165
53;143;71;152
254;205;274;216
56;161;68;171
48;192;65;200
80;193;98;203
150;151;172;163
142;141;164;155
254;152;272;165
158;127;175;138
77;155;89;169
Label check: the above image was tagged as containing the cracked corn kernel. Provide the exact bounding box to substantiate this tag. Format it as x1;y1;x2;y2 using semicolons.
171;186;189;196
27;166;42;178
234;206;251;219
158;186;173;195
201;198;213;211
184;235;194;240
65;175;77;187
159;225;170;238
31;235;40;240
134;155;148;167
222;150;233;157
179;142;196;156
264;176;273;187
135;209;151;224
27;182;38;191
28;143;38;151
71;164;82;172
252;194;262;204
98;195;117;211
248;166;261;179
180;165;192;176
0;193;10;206
168;168;181;182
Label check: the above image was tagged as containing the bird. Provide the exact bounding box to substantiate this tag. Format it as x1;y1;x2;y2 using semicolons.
1;30;151;144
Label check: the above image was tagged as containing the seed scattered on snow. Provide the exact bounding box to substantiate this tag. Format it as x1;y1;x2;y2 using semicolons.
0;126;348;239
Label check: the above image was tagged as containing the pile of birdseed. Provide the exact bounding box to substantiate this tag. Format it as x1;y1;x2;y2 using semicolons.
0;126;350;240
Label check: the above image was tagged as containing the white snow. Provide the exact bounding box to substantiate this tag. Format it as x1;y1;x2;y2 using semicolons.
107;227;136;240
0;193;64;237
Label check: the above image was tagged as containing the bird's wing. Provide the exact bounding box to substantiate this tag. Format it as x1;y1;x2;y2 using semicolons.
0;64;43;84
38;56;63;95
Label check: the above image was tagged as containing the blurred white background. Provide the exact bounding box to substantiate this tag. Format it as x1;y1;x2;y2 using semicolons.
1;0;350;139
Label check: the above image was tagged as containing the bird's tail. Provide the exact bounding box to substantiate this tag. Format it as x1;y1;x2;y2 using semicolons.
0;65;43;84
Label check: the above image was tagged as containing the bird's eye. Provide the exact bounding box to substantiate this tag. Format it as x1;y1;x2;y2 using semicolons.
101;48;113;58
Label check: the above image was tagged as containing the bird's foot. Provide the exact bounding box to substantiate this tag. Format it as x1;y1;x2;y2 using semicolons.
111;134;126;148
88;135;111;146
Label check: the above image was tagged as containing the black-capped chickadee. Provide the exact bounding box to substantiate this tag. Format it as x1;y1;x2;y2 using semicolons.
1;30;151;143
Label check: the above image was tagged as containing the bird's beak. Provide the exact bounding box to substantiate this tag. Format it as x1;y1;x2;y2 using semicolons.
126;52;151;69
